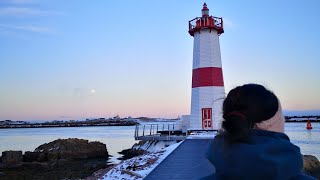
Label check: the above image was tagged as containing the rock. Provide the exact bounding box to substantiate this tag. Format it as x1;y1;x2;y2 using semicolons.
34;138;108;161
118;149;146;160
1;151;23;164
23;151;40;162
0;139;110;180
37;152;47;162
0;159;110;180
303;155;320;179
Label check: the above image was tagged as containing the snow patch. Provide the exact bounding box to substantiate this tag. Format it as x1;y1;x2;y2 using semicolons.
132;140;177;152
187;131;217;139
48;146;60;151
101;141;182;180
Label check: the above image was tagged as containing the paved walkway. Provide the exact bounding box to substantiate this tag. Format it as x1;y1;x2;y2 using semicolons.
144;139;215;180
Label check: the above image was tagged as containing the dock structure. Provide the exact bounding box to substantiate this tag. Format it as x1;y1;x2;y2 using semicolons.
134;124;187;141
144;139;215;180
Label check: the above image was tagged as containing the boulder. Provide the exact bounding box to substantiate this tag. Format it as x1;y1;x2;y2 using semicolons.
1;151;23;164
118;149;146;160
303;155;320;179
37;152;48;162
23;151;40;162
34;138;108;161
0;139;110;180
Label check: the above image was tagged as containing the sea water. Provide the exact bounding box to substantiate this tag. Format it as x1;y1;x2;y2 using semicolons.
0;122;319;163
285;122;320;159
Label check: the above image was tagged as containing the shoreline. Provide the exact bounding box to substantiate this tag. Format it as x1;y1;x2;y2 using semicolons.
0;119;139;129
1;121;319;129
285;120;320;123
0;123;137;129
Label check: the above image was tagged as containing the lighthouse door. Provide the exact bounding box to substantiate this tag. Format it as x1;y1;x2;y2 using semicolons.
202;108;212;129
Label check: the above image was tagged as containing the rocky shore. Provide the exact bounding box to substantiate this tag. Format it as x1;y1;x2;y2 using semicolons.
0;119;138;129
0;138;110;180
303;155;320;179
1;139;319;180
87;141;183;180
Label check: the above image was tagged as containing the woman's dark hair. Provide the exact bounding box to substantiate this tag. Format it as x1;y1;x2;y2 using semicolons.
222;84;279;143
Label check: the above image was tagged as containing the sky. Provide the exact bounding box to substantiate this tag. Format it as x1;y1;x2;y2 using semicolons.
0;0;319;121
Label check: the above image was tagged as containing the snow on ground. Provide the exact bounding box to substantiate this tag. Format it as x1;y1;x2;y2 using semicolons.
101;141;182;180
132;140;177;152
187;131;217;139
98;132;216;180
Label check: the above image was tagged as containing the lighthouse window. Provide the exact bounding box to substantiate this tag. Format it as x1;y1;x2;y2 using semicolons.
202;10;209;16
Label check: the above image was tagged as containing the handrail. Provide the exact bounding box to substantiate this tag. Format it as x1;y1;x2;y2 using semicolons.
134;123;178;140
188;16;224;35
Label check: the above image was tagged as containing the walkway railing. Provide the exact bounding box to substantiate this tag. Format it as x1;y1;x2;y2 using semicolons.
134;123;186;141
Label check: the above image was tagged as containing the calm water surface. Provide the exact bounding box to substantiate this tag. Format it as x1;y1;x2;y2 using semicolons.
285;122;320;159
0;122;319;163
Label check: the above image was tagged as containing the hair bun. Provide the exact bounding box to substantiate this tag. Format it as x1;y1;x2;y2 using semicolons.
223;111;250;140
225;111;246;120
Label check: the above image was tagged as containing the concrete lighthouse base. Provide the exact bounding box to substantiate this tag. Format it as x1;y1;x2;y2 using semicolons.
190;86;225;130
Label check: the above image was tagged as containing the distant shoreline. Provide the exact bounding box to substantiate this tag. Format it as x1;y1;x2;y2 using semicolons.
0;123;138;129
1;117;319;129
1;121;319;129
285;120;320;123
0;119;139;129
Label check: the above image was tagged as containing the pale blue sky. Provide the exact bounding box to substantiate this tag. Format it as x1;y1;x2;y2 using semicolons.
0;0;319;120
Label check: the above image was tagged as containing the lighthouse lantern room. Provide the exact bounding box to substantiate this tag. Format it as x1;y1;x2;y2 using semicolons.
188;3;225;130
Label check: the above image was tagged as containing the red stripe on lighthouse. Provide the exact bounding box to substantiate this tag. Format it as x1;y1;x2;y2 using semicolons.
192;67;224;88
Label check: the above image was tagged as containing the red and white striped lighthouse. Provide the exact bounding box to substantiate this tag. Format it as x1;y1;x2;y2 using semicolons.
188;3;225;130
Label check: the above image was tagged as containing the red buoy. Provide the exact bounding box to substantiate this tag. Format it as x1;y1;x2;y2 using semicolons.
306;118;312;130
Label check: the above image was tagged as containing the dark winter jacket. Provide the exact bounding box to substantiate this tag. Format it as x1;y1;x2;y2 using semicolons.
202;129;315;180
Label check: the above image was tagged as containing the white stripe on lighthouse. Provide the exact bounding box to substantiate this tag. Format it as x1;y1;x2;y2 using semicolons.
193;29;222;69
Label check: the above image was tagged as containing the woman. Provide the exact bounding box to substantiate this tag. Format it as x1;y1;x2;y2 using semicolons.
204;84;315;179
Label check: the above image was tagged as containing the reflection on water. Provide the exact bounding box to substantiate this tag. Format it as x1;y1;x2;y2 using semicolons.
0;122;319;163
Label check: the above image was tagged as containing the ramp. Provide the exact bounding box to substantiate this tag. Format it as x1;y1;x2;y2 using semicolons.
144;139;215;180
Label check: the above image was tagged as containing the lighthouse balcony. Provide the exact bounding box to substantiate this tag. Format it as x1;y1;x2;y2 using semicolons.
188;16;224;36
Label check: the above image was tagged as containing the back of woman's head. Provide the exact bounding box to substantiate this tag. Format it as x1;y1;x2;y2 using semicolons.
222;84;279;142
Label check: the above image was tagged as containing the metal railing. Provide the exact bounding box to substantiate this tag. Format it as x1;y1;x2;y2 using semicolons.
188;16;224;35
134;123;186;141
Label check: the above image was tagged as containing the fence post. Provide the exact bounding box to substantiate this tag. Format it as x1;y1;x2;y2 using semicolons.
134;125;137;138
152;125;154;135
156;124;158;133
150;124;152;135
137;125;139;137
143;125;145;136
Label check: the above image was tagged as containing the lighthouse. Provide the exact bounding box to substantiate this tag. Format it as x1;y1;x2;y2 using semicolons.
188;3;225;130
